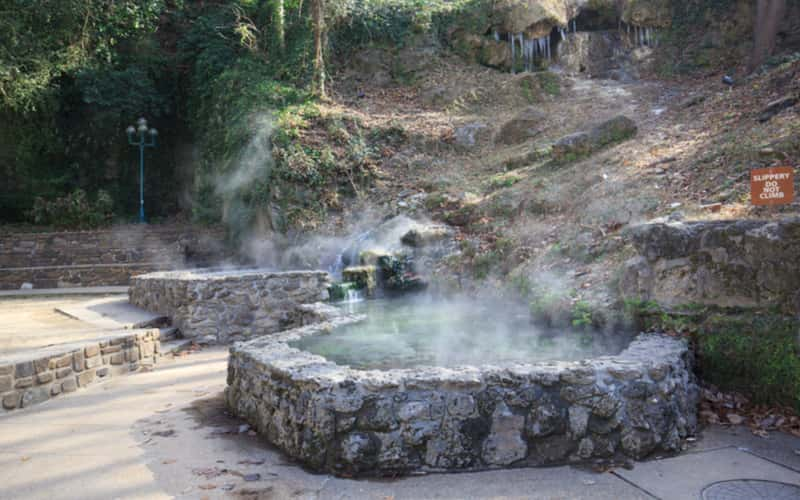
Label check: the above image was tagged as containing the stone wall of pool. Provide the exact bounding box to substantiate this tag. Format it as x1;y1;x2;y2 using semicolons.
226;308;699;476
129;270;331;344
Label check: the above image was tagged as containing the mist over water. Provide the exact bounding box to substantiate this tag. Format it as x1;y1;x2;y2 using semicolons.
240;214;427;274
291;295;634;370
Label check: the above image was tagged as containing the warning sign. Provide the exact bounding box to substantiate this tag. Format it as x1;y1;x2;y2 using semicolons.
751;166;794;206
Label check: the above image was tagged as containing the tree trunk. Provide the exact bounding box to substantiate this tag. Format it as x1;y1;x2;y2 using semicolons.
311;0;326;98
274;0;285;53
749;0;786;72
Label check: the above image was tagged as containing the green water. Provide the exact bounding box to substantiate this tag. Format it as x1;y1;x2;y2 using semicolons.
290;297;631;370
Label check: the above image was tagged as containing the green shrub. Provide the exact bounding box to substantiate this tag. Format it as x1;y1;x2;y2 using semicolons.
27;189;114;229
698;314;800;410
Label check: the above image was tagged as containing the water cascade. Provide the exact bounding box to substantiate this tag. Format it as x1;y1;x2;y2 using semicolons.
621;21;657;47
509;32;553;73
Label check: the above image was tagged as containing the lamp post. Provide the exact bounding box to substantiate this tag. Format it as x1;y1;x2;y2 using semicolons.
126;118;158;224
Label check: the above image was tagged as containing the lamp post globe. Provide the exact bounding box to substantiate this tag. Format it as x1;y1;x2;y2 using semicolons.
126;118;158;224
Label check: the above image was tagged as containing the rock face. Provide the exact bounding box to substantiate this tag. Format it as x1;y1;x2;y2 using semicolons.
559;31;630;79
497;106;547;145
620;0;671;28
621;219;800;314
552;115;637;162
129;269;331;343
227;312;698;476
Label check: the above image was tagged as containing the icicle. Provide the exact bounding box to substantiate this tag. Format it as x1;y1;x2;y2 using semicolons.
560;28;566;40
494;30;500;42
510;34;515;74
572;19;576;33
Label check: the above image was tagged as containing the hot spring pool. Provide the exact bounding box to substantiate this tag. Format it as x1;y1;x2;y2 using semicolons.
289;297;632;369
227;297;699;476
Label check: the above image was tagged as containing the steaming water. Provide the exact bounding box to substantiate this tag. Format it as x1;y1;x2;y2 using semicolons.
291;297;633;370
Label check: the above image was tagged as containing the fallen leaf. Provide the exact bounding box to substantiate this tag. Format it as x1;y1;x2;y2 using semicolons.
198;484;216;490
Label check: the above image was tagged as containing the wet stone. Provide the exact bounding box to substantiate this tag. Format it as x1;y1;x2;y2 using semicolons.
482;403;527;466
22;387;50;407
14;377;33;389
568;406;591;438
3;391;22;409
0;375;12;392
77;370;95;387
61;379;78;393
15;361;34;378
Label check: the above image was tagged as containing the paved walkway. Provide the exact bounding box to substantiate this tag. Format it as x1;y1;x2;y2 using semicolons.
0;286;129;298
1;347;799;500
0;296;127;356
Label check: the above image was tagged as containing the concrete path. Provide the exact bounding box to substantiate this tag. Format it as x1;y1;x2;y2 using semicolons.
0;296;120;356
1;348;799;500
55;296;164;330
0;286;129;298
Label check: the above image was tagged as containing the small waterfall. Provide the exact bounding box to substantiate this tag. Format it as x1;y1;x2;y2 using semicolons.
624;22;657;47
510;32;552;73
345;288;364;303
328;229;372;277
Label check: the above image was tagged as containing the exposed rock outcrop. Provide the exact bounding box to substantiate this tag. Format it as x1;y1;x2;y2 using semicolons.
620;0;672;28
552;115;637;162
621;219;800;314
497;106;548;145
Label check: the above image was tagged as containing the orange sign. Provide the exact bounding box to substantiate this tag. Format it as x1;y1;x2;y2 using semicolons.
751;166;794;206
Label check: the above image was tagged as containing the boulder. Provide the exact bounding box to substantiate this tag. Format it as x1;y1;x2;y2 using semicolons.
551;115;637;162
621;0;671;28
493;0;570;37
401;225;453;247
496;106;547;145
492;0;619;36
342;266;379;297
454;122;492;149
758;94;798;123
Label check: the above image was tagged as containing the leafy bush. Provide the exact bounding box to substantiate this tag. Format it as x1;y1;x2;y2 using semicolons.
27;189;114;229
698;314;800;410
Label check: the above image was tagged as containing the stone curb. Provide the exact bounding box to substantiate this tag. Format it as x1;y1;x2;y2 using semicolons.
0;329;161;414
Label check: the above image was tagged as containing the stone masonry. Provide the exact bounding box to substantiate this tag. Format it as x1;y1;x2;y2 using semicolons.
226;307;699;476
621;219;800;313
0;224;228;289
129;270;331;344
0;329;160;414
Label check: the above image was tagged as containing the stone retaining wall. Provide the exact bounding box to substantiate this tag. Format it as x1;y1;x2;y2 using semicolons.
1;329;160;414
129;270;331;344
226;309;699;476
0;224;228;289
621;219;800;313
